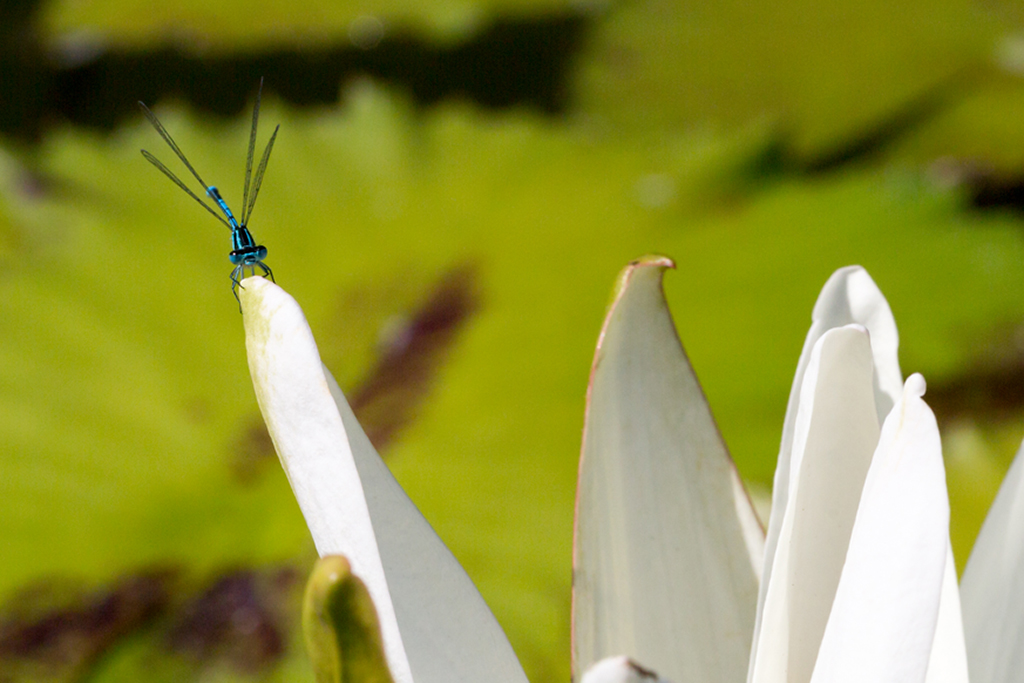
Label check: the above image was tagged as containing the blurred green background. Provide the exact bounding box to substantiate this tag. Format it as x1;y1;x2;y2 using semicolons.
3;0;1024;681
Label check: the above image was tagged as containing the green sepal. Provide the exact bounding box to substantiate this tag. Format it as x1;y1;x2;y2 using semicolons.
302;555;396;683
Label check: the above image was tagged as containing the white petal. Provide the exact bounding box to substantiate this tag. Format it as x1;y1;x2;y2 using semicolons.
810;374;949;683
750;326;881;683
573;258;760;683
751;266;902;679
961;437;1024;683
241;278;528;683
580;656;674;683
807;267;904;421
923;546;968;683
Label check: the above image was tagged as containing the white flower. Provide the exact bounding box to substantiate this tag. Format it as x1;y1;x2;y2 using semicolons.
240;278;529;683
576;259;1024;683
745;266;964;683
239;262;1024;683
575;259;963;683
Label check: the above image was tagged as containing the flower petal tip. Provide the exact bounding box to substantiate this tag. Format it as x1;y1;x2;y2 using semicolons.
238;275;287;317
905;373;926;398
628;255;676;270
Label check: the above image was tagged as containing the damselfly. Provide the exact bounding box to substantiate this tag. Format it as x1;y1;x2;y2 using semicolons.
139;80;279;308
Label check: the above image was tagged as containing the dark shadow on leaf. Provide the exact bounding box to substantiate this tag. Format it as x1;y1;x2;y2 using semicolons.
0;568;177;681
165;566;300;675
348;263;480;450
926;323;1024;425
0;8;590;143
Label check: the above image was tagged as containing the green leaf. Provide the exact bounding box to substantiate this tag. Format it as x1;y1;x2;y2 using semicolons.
5;81;1024;683
40;0;583;44
574;0;1002;158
